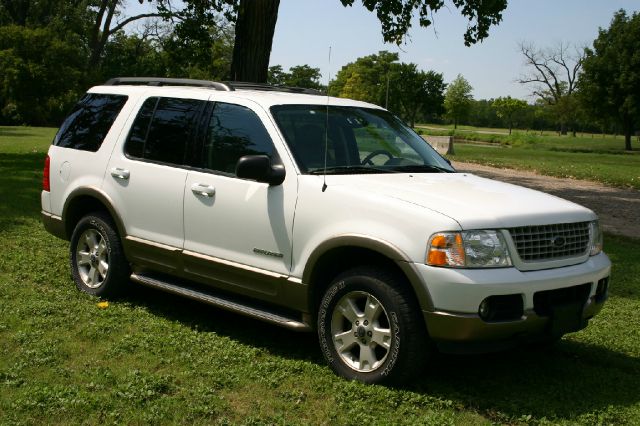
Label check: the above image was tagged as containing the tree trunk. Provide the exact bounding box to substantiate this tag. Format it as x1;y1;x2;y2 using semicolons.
622;118;633;151
409;110;417;128
229;0;280;82
508;122;512;135
560;122;567;135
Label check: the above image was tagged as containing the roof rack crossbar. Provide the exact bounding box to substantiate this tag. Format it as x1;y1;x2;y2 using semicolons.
225;82;323;96
104;77;233;91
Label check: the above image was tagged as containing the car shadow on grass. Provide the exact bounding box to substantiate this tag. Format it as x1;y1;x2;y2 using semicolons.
124;284;323;362
123;283;639;421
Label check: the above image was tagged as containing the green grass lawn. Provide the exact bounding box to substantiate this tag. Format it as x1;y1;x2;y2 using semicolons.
450;144;640;189
1;126;640;424
414;123;640;189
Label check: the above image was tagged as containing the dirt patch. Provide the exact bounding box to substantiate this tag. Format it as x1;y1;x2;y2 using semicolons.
453;161;640;239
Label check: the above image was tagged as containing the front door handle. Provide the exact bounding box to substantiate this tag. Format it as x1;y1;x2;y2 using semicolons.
191;183;215;197
110;167;130;180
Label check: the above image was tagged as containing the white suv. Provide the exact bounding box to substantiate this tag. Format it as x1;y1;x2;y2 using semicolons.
42;78;611;384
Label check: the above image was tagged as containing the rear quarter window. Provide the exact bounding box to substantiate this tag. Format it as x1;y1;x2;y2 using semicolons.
53;93;128;152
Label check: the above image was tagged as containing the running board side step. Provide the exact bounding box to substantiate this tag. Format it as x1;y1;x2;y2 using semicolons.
131;273;312;332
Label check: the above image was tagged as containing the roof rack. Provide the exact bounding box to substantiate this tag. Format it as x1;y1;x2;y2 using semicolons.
104;77;232;91
225;81;323;96
103;77;323;96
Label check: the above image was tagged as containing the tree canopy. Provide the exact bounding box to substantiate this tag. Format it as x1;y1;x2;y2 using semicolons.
579;9;640;151
268;65;323;90
186;0;508;82
328;51;445;127
391;63;445;127
492;96;527;134
517;42;584;135
444;74;473;129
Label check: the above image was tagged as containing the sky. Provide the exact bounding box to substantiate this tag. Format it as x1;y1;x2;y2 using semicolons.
124;0;640;101
268;0;640;100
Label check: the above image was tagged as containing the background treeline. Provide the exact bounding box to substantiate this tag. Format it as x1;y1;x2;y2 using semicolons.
1;2;638;148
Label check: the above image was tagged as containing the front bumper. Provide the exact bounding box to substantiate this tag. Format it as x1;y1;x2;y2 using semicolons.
414;253;611;350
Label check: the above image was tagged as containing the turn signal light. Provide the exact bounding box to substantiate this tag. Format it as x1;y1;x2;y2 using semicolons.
426;232;465;267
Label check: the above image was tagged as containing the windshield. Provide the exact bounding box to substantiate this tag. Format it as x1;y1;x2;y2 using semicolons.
270;105;455;174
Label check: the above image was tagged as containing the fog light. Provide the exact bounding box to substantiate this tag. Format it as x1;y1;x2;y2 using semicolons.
479;299;490;320
478;295;524;322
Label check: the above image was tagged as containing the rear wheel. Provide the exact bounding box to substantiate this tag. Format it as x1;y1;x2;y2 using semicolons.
70;212;129;297
317;266;429;384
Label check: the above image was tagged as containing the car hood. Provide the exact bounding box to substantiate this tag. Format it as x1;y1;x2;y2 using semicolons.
325;172;596;229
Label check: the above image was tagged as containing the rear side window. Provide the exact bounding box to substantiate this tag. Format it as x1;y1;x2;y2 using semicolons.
53;94;128;152
203;102;275;174
124;97;205;166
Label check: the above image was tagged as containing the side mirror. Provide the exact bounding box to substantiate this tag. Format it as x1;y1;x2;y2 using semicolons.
236;155;286;186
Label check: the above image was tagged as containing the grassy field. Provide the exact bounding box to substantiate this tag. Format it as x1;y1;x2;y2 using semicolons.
417;123;631;139
414;124;640;189
1;126;640;424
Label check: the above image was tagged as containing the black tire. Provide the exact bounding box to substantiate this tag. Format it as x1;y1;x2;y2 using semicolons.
317;266;430;384
69;211;130;297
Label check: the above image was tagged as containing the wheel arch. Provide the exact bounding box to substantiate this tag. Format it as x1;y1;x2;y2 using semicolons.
62;187;126;240
303;235;435;317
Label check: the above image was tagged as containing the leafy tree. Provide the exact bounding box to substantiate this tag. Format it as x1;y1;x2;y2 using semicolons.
99;31;166;80
285;65;322;89
0;0;90;33
392;63;445;127
160;15;233;80
339;71;372;102
329;52;445;126
330;51;399;106
0;0;170;69
492;96;528;134
579;9;640;151
517;42;584;135
182;0;507;83
267;65;286;85
444;74;473;129
467;99;500;128
268;64;323;89
0;25;86;125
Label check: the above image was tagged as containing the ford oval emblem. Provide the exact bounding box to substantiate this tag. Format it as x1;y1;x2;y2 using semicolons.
550;236;566;248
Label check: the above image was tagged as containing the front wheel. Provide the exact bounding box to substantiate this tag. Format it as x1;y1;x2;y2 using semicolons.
69;212;130;297
317;267;429;384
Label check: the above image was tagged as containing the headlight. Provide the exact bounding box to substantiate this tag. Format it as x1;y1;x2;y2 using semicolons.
427;230;512;268
589;220;603;256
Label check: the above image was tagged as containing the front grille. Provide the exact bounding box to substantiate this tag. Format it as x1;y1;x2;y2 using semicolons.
509;222;590;262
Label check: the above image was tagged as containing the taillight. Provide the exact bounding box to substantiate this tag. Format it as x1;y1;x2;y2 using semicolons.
43;155;50;191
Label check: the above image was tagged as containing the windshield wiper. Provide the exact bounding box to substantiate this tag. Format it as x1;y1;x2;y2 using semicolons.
388;164;455;173
308;165;396;175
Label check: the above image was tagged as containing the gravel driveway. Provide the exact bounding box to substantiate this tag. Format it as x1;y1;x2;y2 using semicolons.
453;161;640;239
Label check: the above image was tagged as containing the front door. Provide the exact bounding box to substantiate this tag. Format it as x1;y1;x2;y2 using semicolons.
182;100;297;297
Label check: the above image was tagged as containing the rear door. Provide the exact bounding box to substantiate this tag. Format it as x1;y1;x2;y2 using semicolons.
104;94;208;272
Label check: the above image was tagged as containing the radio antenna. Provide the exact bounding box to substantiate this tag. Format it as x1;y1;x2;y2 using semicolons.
322;46;331;192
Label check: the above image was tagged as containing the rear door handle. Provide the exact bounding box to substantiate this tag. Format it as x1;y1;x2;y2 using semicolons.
191;183;215;197
110;167;130;180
